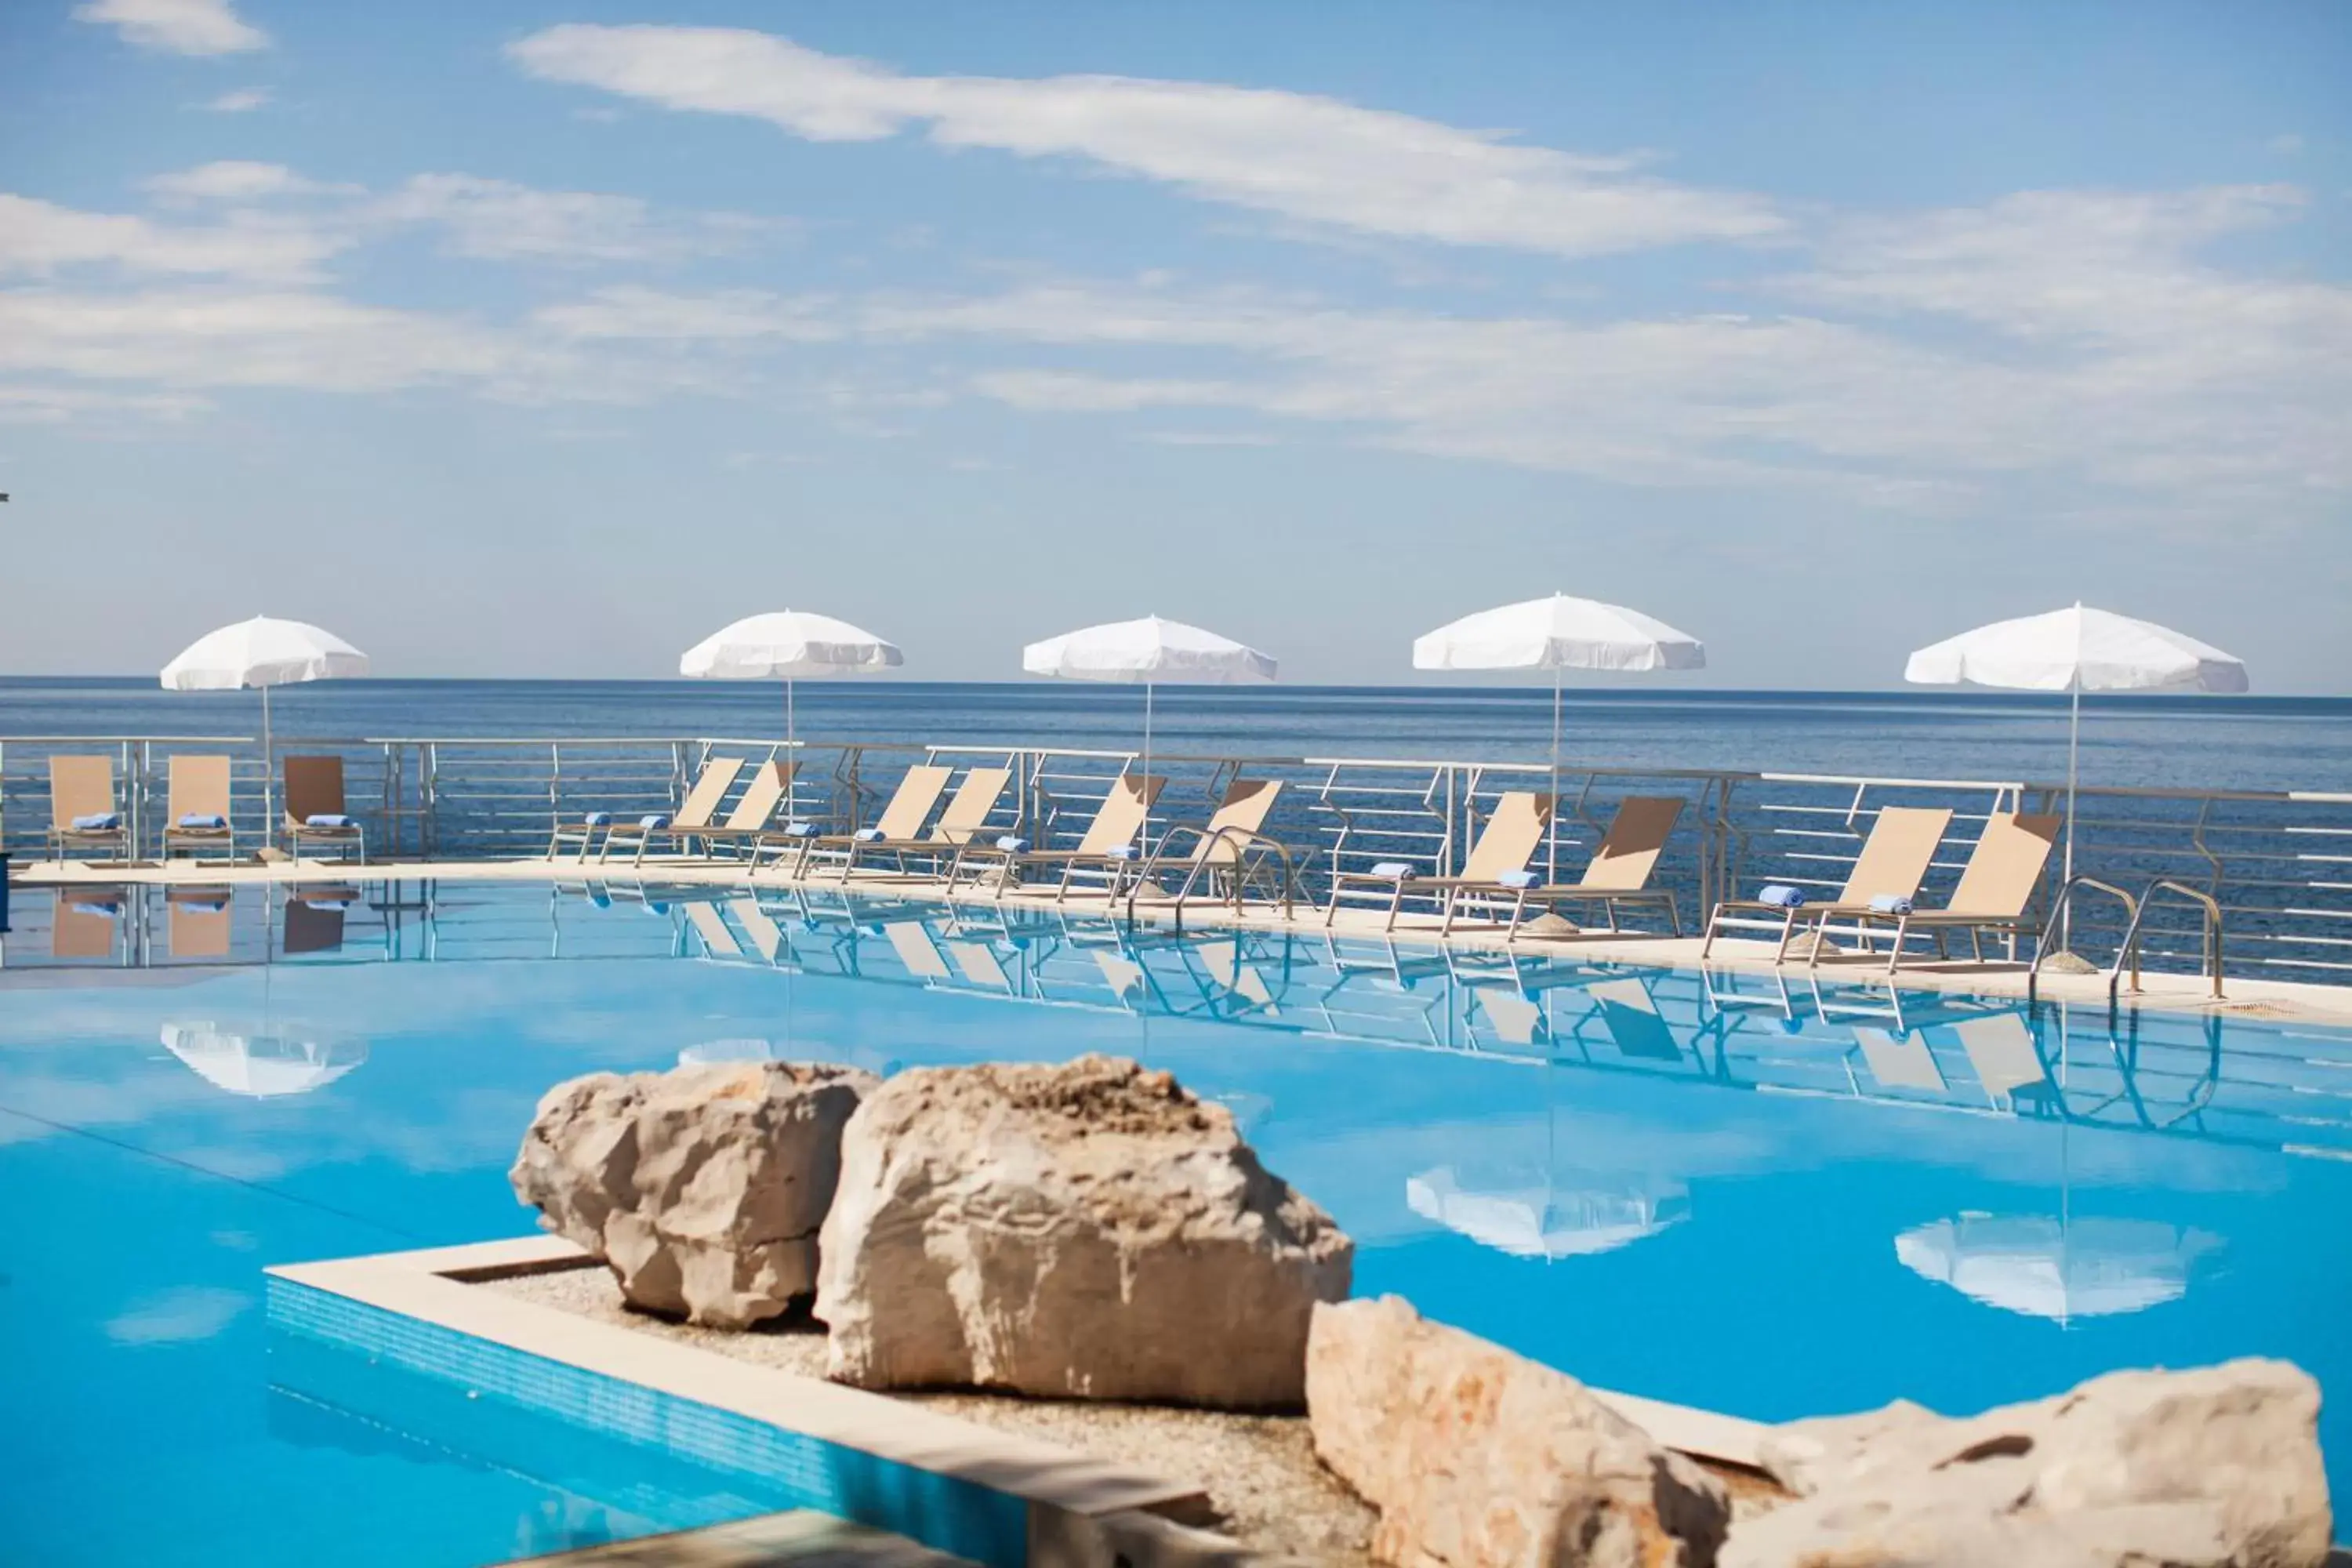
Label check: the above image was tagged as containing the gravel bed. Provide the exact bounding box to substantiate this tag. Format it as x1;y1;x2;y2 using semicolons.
482;1265;1379;1564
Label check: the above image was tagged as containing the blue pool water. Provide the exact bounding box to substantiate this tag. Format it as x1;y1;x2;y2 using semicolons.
3;878;2349;1563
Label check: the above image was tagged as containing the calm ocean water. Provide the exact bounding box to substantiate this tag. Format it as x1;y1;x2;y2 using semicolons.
2;677;2345;795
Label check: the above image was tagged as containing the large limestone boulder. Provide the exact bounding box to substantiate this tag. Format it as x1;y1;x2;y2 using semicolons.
1729;1358;2332;1568
511;1060;877;1329
1307;1295;1730;1568
815;1054;1352;1408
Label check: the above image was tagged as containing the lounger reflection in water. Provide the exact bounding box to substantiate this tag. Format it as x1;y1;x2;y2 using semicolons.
160;1022;367;1098
1407;1167;1691;1260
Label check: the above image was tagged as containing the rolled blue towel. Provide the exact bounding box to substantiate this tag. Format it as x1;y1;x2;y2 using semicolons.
180;899;230;914
779;821;818;837
854;826;887;842
996;835;1032;853
178;813;228;830
1105;844;1139;861
1757;884;1807;908
582;811;612;827
305;814;352;829
71;811;121;831
637;813;670;829
1868;893;1914;914
304;898;354;912
1495;869;1541;890
1369;860;1416;880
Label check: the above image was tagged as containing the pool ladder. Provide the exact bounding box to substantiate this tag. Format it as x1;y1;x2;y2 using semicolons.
2032;875;2226;1006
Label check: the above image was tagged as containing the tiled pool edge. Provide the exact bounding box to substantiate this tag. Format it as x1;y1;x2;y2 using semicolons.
268;1236;1773;1566
267;1236;1219;1568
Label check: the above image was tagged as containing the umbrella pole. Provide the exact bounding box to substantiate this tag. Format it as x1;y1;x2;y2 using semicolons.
2063;675;2081;949
261;683;274;855
1142;681;1154;854
1548;667;1563;884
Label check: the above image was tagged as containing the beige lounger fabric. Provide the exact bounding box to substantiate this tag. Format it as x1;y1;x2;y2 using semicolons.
1701;804;1954;963
164;754;236;862
47;756;132;864
598;756;746;866
282;755;366;862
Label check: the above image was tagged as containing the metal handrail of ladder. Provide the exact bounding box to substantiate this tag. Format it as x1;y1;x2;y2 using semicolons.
2114;877;2227;1001
2030;874;2140;1007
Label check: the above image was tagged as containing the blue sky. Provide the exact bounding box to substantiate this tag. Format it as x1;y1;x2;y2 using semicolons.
2;1;2347;688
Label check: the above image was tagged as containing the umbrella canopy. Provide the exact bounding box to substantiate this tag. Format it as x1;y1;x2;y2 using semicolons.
160;615;371;691
1904;604;2247;695
1905;603;2248;910
1411;593;1706;675
1022;615;1276;684
160;1022;367;1098
1895;1214;2220;1324
1023;617;1276;835
680;609;902;750
160;615;371;837
1414;593;1704;883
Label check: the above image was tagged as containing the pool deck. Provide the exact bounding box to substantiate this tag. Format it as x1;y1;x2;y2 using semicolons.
16;851;2352;1024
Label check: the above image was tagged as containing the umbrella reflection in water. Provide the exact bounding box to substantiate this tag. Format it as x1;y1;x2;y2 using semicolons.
1896;1213;2220;1325
161;1022;367;1098
1408;1166;1691;1260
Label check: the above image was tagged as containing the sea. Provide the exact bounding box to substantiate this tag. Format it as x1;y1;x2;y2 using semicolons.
1;677;2345;796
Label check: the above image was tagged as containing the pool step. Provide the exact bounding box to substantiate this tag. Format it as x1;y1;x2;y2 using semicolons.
499;1510;975;1568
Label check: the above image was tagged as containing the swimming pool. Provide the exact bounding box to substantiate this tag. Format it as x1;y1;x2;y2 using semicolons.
4;878;2347;1563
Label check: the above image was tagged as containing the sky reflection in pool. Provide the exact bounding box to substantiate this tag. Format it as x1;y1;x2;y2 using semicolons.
2;879;2348;1563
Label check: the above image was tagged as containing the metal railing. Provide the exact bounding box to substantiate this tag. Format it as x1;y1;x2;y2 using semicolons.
5;731;2348;985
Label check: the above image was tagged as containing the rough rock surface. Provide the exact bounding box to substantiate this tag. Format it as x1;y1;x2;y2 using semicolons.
510;1059;876;1328
815;1054;1352;1409
1729;1358;2331;1568
1306;1295;1731;1568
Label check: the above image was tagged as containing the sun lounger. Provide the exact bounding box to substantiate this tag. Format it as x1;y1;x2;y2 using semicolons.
834;765;1012;880
950;774;1167;903
162;755;236;862
688;760;798;861
282;756;366;862
598;755;746;866
782;764;956;879
1442;796;1686;940
1700;804;1954;964
1130;778;1296;914
46;756;132;865
1803;812;2062;974
1325;790;1553;931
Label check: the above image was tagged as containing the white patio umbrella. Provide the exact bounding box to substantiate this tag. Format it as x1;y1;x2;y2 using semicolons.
160;616;371;833
679;610;903;752
1904;604;2248;895
1413;593;1704;880
1022;615;1276;822
1895;1214;2220;1326
160;1022;367;1098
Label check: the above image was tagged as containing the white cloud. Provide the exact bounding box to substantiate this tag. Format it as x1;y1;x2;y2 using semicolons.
74;0;267;56
0;194;344;282
201;88;270;113
534;285;840;340
506;25;1784;257
365;174;764;263
143;161;346;205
